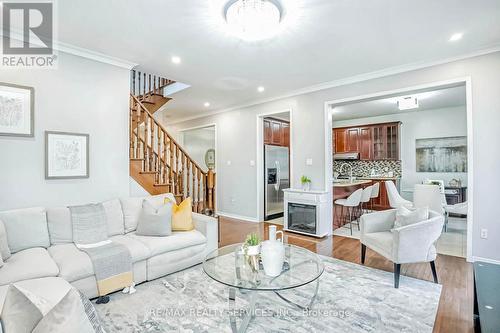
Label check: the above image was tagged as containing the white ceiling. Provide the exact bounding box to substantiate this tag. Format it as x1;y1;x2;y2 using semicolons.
332;85;466;121
57;0;500;122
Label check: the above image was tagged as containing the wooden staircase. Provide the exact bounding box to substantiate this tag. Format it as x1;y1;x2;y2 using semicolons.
129;70;216;214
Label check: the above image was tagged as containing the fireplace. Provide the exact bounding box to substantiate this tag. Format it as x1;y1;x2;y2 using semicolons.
287;203;317;234
283;188;330;238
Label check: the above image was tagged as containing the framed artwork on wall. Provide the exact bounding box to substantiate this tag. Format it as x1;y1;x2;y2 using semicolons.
0;82;34;137
45;131;89;179
416;136;467;172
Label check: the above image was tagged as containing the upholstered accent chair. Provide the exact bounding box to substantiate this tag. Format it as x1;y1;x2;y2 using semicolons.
359;209;444;288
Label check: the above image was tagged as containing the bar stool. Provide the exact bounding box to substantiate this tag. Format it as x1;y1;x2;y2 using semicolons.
369;182;380;210
360;185;374;215
334;188;363;235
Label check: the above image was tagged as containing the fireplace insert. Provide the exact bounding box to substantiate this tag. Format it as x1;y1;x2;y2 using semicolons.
287;203;317;235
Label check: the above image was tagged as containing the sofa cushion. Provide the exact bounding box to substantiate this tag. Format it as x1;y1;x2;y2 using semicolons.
120;197;145;233
0;207;50;253
32;288;96;333
48;244;93;282
46;207;72;245
110;235;151;262
0;277;72;316
394;206;429;229
0;219;11;260
102;199;125;236
69;204;108;247
1;284;43;333
0;248;59;286
144;193;176;209
130;230;206;256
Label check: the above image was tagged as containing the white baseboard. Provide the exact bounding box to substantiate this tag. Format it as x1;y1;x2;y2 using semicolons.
217;211;260;223
472;256;500;265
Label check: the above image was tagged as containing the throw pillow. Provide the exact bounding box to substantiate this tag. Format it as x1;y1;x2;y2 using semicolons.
1;285;44;333
136;200;172;237
165;197;194;231
0;219;11;260
0;207;50;253
32;288;96;333
69;204;109;248
394;206;429;229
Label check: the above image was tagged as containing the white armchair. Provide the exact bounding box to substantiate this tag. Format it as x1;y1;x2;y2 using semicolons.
360;209;444;288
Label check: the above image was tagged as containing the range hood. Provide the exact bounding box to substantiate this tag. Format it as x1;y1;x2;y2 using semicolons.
333;152;359;160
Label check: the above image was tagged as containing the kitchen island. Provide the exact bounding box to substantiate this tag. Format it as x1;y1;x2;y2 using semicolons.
332;177;400;230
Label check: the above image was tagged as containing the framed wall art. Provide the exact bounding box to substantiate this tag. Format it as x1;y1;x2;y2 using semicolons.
0;82;34;137
45;131;89;179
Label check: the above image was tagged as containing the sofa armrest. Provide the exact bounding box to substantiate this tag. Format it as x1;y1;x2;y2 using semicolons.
392;215;444;264
192;213;218;256
360;209;397;237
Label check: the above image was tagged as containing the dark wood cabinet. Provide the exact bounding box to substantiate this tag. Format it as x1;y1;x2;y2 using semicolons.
371;180;391;210
334;122;400;160
359;127;372;160
346;128;359;152
264;119;272;144
263;118;290;147
282;123;290;147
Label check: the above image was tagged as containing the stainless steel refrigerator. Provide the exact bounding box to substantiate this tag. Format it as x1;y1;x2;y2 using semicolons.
264;145;290;220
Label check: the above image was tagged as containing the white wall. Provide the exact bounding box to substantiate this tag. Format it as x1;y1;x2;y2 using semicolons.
181;126;216;172
169;51;500;262
334;106;467;200
0;52;131;210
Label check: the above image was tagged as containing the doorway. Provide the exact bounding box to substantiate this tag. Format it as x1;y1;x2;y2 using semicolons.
324;78;473;261
256;110;292;224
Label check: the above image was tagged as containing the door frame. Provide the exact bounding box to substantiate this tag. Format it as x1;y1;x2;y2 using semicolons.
256;109;293;222
177;123;218;213
323;77;474;262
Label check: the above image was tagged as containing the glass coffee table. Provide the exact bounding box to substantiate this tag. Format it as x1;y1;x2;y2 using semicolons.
203;243;324;333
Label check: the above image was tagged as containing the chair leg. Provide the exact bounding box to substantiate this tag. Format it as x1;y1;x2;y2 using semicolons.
394;263;401;288
430;261;438;284
361;244;366;264
348;208;353;235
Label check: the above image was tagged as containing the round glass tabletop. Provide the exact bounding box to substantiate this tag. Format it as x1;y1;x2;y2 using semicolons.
203;243;324;291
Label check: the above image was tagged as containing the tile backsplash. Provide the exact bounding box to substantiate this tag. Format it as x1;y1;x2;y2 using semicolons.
333;160;402;177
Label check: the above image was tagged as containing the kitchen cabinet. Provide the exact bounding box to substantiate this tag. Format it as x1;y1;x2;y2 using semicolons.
263;118;290;147
333;122;400;160
334;128;347;153
346;128;359;152
370;180;391;210
359;127;372;160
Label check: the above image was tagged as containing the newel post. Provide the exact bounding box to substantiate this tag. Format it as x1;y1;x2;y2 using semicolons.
207;168;216;213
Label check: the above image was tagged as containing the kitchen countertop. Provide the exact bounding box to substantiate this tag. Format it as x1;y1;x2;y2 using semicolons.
333;179;372;187
358;176;400;181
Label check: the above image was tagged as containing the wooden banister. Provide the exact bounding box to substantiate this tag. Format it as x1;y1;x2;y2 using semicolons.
130;93;216;214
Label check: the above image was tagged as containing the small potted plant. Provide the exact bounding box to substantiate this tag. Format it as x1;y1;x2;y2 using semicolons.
243;233;261;272
300;175;311;191
244;233;261;256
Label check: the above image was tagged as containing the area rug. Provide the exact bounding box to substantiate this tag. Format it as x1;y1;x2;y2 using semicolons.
96;256;441;332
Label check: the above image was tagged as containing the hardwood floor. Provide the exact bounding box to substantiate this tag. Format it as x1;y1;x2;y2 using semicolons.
218;216;474;333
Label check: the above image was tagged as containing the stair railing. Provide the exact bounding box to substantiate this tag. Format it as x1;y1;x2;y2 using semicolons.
131;70;175;100
130;94;216;214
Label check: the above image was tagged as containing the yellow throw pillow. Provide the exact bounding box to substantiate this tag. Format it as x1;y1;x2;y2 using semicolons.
164;197;194;231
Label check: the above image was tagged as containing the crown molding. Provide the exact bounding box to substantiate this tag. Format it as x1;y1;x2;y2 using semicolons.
1;29;137;70
55;41;138;70
169;44;500;125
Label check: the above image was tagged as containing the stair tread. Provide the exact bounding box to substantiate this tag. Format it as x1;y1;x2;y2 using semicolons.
154;183;172;187
140;171;159;174
130;158;145;161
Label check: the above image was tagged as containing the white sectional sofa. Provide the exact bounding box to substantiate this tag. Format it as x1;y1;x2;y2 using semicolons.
0;193;218;300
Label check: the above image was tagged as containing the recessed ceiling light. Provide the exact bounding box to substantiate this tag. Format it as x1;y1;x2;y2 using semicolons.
449;33;463;42
224;0;283;41
397;96;419;110
257;86;265;93
171;56;181;64
204;102;210;107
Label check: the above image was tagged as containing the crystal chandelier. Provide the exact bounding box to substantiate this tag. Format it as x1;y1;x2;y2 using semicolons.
224;0;283;41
